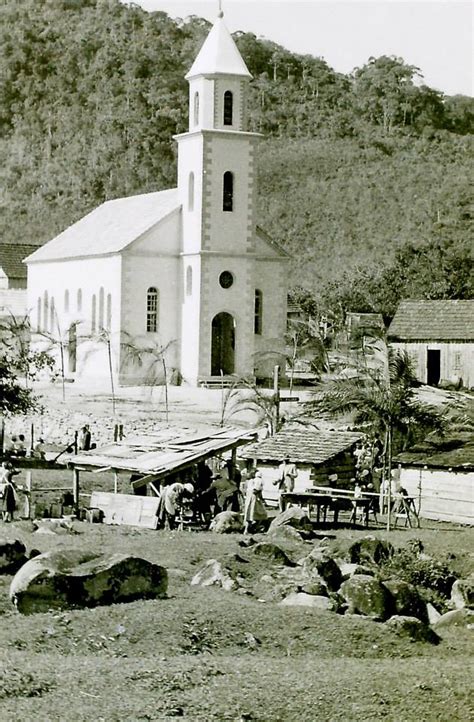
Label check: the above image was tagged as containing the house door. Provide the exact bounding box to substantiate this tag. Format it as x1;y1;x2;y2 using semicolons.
68;325;77;374
211;312;235;375
427;349;440;386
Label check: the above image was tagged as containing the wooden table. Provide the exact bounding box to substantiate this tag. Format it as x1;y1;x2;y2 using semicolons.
282;492;373;528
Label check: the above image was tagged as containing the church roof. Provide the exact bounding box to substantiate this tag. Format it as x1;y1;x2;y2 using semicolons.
25;189;180;263
185;15;252;80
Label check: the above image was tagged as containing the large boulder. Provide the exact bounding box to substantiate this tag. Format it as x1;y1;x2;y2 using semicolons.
280;592;333;611
433;608;474;631
209;511;244;534
340;575;393;620
299;578;329;597
450;575;474;610
269;508;313;533
385;616;439;644
251;542;295;567
267;525;304;544
191;559;238;592
382;578;428;623
349;536;394;565
10;549;168;614
0;538;28;575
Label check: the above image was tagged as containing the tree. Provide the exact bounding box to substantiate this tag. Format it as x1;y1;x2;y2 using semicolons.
0;355;40;416
0;313;55;387
304;351;443;529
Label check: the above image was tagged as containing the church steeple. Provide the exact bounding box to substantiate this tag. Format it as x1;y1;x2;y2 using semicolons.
185;14;252;80
185;14;252;132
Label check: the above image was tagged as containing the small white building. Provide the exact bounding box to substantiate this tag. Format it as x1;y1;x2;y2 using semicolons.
25;14;288;386
396;441;474;525
388;300;474;388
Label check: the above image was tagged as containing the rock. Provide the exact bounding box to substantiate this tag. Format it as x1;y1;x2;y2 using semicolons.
338;562;375;581
280;592;333;610
299;578;329;597
433;608;474;631
0;538;28;575
450;575;474;610
191;559;237;592
340;575;394;621
269;507;313;533
251;543;295;566
267;525;304;543
209;511;244;534
383;578;428;623
238;537;257;548
302;554;342;592
386;615;439;644
426;602;442;625
33;519;79;536
10;549;168;614
349;536;394;565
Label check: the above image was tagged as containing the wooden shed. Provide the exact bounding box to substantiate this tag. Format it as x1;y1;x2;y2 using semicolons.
241;429;363;506
395;440;474;525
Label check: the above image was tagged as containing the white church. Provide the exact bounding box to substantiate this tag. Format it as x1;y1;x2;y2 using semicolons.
25;13;288;387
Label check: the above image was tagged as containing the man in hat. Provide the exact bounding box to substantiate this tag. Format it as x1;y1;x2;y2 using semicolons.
275;455;298;512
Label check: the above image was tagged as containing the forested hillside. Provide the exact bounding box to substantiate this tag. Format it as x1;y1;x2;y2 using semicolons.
1;0;472;317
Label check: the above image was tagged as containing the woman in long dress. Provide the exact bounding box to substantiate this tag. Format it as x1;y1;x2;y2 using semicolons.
243;471;267;534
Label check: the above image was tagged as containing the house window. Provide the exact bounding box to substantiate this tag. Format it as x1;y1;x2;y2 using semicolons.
36;297;41;332
77;288;82;312
98;287;104;331
188;172;194;212
186;266;193;296
64;290;69;313
223;171;233;212
453;352;462;371
146;287;159;332
106;293;112;331
223;90;233;125
193;91;199;126
91;294;97;334
254;289;263;335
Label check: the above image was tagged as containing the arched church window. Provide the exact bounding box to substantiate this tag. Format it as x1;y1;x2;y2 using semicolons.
106;294;112;331
50;297;55;333
223;90;233;125
43;291;49;332
91;294;97;334
186;266;193;296
254;289;263;335
193;91;199;126
64;290;69;313
36;297;41;333
146;287;159;333
223;171;234;212
98;287;104;331
77;288;82;312
188;172;194;212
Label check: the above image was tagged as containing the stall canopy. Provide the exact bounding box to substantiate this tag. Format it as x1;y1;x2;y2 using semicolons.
69;426;257;490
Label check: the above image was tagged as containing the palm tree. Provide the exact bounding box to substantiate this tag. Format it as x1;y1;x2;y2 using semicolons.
304;350;443;529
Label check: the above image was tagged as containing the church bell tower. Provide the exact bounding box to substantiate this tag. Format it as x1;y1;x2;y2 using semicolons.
176;12;261;383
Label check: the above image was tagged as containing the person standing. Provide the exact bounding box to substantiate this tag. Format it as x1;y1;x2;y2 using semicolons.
243;470;267;534
78;425;92;451
275;455;298;512
1;463;20;522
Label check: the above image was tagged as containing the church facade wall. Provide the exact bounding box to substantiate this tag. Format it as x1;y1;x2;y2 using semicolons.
253;257;288;377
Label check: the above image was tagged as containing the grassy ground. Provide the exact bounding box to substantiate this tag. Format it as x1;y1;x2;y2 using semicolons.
1;522;473;721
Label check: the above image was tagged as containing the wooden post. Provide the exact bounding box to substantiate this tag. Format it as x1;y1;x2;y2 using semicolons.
24;470;32;519
114;470;119;494
74;430;78;455
72;468;80;516
30;422;35;456
0;418;5;456
273;365;280;434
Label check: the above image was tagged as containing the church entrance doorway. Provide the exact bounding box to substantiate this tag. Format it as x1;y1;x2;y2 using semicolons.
68;324;77;374
211;312;235;375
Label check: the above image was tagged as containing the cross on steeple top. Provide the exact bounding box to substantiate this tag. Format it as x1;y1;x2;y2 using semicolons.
218;1;224;18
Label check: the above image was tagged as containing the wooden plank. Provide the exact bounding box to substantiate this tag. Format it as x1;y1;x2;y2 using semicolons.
90;491;159;529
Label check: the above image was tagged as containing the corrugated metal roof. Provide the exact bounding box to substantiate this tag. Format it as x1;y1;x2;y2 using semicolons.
25;189;180;263
0;244;39;279
241;429;363;464
388;300;474;341
186;16;252;80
